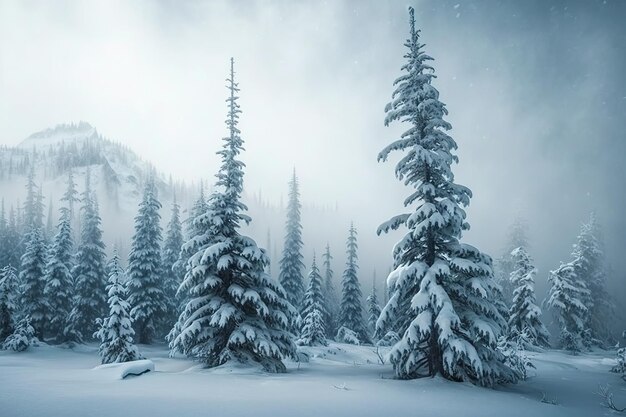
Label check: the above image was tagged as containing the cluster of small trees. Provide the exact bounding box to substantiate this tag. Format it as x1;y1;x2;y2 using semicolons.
0;161;185;361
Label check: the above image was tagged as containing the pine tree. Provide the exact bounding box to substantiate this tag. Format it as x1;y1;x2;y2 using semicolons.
0;265;19;341
495;217;529;307
162;198;184;333
65;171;107;343
366;275;382;338
2;207;22;270
127;177;166;344
61;170;80;234
575;214;613;346
278;170;305;308
94;253;141;364
546;262;588;352
298;255;327;346
173;188;208;302
19;176;47;340
322;243;339;338
170;59;295;372
339;223;368;343
2;316;35;351
43;205;74;342
22;168;44;232
375;8;515;385
508;247;550;348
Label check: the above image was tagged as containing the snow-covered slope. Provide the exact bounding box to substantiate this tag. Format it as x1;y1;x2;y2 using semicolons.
0;123;194;257
0;342;622;417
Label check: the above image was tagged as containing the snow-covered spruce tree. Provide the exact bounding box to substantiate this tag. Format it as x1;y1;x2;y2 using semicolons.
375;8;515;385
65;171;107;343
279;170;305;308
94;253;141;364
61;170;80;239
495;217;529;307
508;247;550;348
546;262;588;352
2;316;35;352
322;243;339;338
127;177;167;344
1;208;22;270
366;276;382;338
43;205;74;342
19;226;48;339
170;59;295;372
575;214;613;346
298;255;327;346
162;198;184;333
0;265;19;341
338;223;369;343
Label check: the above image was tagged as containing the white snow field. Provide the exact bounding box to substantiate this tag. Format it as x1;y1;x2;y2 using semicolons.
0;342;624;417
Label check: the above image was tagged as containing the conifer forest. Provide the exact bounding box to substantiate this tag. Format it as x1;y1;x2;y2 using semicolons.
1;1;625;416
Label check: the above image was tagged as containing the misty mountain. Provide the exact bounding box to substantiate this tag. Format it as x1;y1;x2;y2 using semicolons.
0;122;374;280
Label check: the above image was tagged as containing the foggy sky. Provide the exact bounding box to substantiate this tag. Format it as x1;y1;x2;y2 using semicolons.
1;1;625;324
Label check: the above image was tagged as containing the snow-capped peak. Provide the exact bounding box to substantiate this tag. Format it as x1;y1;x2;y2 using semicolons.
18;122;98;150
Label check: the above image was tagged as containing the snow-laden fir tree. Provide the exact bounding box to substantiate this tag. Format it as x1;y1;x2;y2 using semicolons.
338;223;369;343
172;187;209;311
20;226;48;339
61;169;80;239
508;247;550;348
375;8;515;385
322;243;339;338
1;207;22;270
0;265;19;341
2;316;35;352
127;177;167;344
298;255;327;346
575;214;613;346
94;253;141;364
495;217;529;307
65;171;107;343
170;59;295;372
366;274;382;338
43;204;74;342
279;170;305;308
546;261;588;352
162;198;184;333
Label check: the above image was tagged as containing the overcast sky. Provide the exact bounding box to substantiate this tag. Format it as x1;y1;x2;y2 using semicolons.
1;0;625;316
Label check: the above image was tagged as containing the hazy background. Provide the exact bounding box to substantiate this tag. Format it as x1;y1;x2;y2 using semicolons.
1;1;625;329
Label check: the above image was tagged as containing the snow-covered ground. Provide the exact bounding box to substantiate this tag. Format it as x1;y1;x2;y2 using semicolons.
0;342;624;417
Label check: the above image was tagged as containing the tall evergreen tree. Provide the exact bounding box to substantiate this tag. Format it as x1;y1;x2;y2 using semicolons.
508;247;550;348
65;171;107;343
278;170;305;308
2;207;22;270
339;223;368;343
322;243;339;338
366;274;382;338
169;59;295;372
127;177;166;344
375;8;514;385
19;227;48;339
546;262;588;352
298;255;327;346
162;198;184;333
495;217;529;307
94;253;141;364
43;205;74;342
0;265;19;341
23;168;44;232
61;169;79;222
575;214;613;346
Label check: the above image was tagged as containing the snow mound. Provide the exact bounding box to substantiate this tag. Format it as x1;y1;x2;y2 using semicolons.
93;359;155;379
